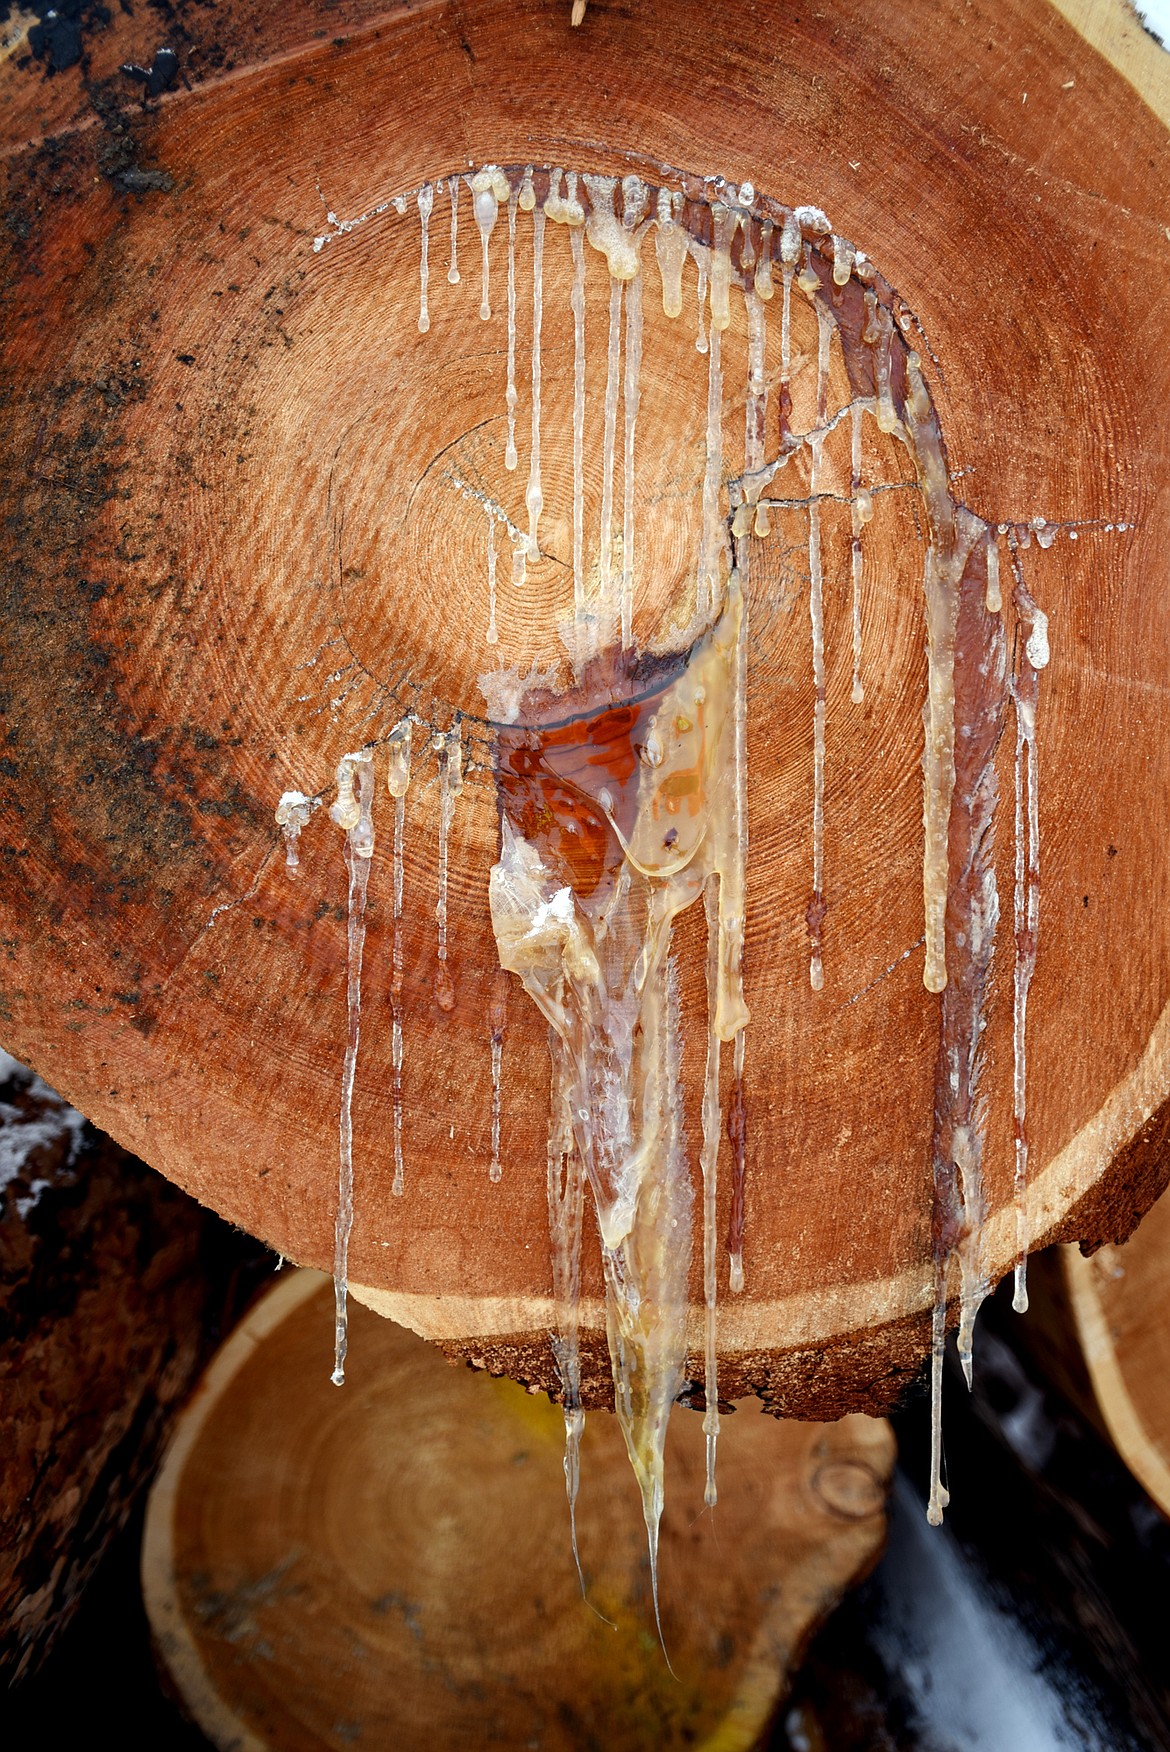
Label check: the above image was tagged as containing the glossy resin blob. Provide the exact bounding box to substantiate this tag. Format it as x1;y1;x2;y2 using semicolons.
287;164;1060;1553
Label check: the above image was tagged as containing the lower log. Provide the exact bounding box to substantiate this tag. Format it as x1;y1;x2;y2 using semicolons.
1062;1186;1170;1518
143;1270;895;1752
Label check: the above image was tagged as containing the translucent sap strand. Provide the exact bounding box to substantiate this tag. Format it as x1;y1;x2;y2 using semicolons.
744;286;768;535
330;751;375;1385
447;176;460;284
695;260;709;355
699;315;724;621
806;300;832;992
486;510;499;645
545;1040;590;1602
505;193;518;471
780;264;793;388
598;274;623;625
570;224;587;627
434;726;463;1012
927;1284;950;1526
527;205;545;559
636;950;687;1666
388;723;413;1197
850;401;866;705
1011;570;1044;1312
473;177;495;320
699;877;723;1508
417;183;433;334
727;1028;746;1292
620;263;643;649
729;559;751;1301
489;1035;504;1183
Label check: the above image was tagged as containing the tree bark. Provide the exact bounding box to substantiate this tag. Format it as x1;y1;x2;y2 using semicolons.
0;1056;267;1682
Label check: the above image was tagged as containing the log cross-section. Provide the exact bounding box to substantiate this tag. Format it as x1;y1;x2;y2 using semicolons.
1;0;1169;1419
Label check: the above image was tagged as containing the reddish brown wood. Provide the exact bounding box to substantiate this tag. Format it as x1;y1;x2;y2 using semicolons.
1;0;1169;1412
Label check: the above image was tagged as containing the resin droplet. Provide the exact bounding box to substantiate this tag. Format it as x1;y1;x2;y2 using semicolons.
470;167;504;321
654;188;687;318
275;790;319;875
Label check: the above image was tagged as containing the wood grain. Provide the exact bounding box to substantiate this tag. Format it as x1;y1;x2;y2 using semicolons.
142;1270;895;1751
1065;1190;1170;1516
1;0;1169;1410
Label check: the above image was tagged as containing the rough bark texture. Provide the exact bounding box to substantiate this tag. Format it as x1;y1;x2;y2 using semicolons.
1;0;1169;1413
0;1058;267;1683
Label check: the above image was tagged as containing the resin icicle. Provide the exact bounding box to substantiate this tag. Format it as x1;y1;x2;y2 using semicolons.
698;314;724;621
1011;554;1047;1312
489;969;508;1184
329;750;375;1384
570;223;587;630
545;1039;590;1601
695;259;709;354
505;191;519;470
620;261;643;648
486;509;499;645
598;274;623;628
470;167;507;321
850;402;867;704
447;176;460;284
805;299;832;992
927;1293;950;1526
490;571;749;1621
699;878;722;1508
388;721;413;1197
434;723;464;1013
527;203;545;559
417;184;433;334
653;188;687;318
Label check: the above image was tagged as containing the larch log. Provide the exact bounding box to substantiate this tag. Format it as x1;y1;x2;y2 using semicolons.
1;0;1170;1422
142;1269;895;1752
